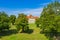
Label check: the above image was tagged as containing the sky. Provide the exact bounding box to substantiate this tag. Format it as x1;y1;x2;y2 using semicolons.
0;0;60;16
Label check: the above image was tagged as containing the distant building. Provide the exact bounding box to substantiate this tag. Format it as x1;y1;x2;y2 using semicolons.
26;14;38;23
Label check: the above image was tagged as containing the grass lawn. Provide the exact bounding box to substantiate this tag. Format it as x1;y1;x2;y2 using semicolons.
0;23;49;40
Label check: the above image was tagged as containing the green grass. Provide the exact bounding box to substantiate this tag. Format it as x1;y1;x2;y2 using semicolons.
0;23;49;40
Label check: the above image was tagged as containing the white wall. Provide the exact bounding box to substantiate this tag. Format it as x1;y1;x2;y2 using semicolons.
28;18;35;24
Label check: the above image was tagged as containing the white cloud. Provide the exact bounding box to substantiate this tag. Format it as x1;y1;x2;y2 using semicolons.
39;2;52;7
40;3;49;6
12;8;43;16
0;7;43;17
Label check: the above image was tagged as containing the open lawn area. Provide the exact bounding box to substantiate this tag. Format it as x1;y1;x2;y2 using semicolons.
0;24;49;40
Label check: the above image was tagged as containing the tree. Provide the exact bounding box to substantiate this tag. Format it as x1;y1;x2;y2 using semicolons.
9;15;16;25
0;12;10;32
55;15;60;32
15;13;29;32
39;1;60;40
35;18;40;27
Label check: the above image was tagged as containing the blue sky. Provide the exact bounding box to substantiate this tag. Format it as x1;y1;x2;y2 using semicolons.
0;0;60;16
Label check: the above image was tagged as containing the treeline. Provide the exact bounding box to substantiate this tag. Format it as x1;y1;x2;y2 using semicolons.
36;1;60;40
0;12;29;33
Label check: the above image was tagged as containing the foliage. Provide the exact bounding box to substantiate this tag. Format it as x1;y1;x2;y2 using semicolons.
0;12;10;31
9;15;16;25
0;24;48;40
35;18;40;27
15;13;29;32
39;1;60;39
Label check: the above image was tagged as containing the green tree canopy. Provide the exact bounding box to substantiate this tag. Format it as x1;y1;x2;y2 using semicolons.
9;15;16;25
15;13;29;32
40;1;60;38
0;12;10;31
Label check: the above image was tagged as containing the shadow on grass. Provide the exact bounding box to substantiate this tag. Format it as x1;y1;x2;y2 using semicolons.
20;29;33;34
0;29;18;38
40;30;60;40
56;32;60;40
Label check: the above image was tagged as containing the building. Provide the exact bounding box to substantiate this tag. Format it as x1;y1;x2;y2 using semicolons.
27;14;38;24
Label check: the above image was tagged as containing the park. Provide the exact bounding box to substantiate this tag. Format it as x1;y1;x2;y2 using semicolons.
0;0;60;40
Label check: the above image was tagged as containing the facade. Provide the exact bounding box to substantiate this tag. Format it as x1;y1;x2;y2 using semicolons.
27;14;38;23
28;18;35;23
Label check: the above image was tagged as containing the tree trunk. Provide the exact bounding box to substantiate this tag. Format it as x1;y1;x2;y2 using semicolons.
22;26;24;32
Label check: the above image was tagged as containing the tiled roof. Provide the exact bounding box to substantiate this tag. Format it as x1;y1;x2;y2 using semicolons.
26;14;38;19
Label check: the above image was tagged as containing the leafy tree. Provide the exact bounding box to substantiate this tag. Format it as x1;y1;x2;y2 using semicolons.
35;18;40;27
0;12;10;32
15;13;29;32
55;15;60;32
39;1;60;40
9;15;16;25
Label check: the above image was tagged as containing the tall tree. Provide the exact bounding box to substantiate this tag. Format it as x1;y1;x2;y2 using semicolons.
39;1;60;40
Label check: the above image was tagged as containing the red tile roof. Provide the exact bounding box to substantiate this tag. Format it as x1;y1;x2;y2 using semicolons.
26;14;38;19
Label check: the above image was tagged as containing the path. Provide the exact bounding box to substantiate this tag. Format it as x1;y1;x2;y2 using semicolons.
29;23;40;34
